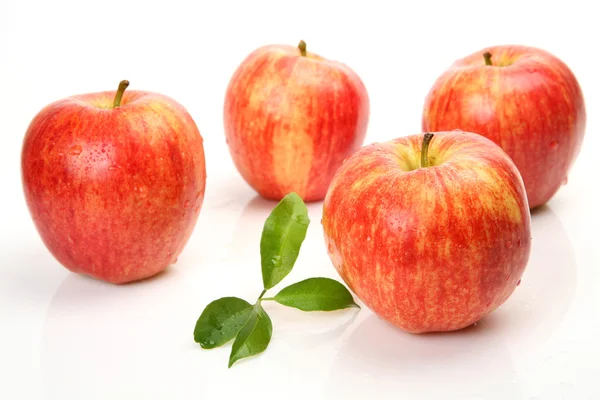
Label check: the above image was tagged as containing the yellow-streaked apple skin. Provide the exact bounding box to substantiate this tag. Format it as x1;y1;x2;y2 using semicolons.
322;131;531;333
422;45;586;209
224;43;369;202
22;90;206;284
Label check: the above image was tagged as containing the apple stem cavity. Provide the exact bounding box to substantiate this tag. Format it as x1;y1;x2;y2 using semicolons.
298;40;307;57
483;52;493;66
421;133;434;168
113;80;130;108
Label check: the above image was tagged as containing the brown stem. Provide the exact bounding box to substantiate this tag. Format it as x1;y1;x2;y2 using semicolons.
483;52;493;66
298;40;307;57
113;80;130;108
421;133;434;168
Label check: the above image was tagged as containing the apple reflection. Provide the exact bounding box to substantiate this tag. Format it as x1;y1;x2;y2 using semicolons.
325;205;576;399
40;268;208;399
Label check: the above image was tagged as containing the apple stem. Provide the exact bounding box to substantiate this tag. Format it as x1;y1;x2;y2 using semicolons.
113;80;130;108
421;133;434;168
483;52;493;66
298;40;307;57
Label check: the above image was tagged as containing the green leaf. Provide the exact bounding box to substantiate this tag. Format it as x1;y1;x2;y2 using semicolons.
194;297;253;349
260;192;310;290
273;277;360;312
228;303;273;368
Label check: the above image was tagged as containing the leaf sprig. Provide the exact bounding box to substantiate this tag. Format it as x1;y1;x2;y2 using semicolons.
193;192;359;367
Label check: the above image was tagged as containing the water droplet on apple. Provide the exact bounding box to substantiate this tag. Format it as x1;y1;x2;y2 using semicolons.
562;176;569;186
517;279;521;286
327;243;333;253
506;241;513;249
517;239;522;247
506;275;510;281
452;129;464;133
550;140;559;149
367;237;371;242
57;152;64;157
69;145;82;155
184;200;190;208
486;301;492;307
133;185;148;197
108;165;119;171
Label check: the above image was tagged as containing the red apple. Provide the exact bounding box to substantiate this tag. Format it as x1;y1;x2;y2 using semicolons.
322;131;531;333
21;81;207;284
224;40;370;202
422;45;586;209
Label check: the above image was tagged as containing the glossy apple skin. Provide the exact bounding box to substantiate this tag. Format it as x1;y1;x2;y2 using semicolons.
322;131;531;333
422;45;586;209
224;44;369;202
21;90;207;284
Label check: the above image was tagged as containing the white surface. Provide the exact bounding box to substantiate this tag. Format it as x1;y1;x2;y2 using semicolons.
1;1;599;399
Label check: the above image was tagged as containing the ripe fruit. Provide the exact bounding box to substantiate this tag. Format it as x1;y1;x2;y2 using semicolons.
224;40;370;202
322;131;531;333
422;45;586;208
21;81;207;284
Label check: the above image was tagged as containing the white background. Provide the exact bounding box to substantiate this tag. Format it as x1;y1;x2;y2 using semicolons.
1;0;599;399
